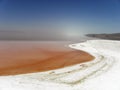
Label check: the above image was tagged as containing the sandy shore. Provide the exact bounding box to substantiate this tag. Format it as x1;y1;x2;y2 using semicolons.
0;41;94;75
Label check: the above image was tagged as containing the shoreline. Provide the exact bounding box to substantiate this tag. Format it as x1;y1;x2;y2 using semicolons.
0;40;119;90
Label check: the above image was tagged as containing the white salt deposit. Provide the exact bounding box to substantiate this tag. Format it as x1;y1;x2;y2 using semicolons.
0;40;120;90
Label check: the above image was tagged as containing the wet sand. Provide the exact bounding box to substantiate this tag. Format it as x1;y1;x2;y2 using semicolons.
0;41;94;75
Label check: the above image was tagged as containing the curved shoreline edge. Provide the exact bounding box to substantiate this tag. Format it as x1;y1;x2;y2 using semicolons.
0;40;119;90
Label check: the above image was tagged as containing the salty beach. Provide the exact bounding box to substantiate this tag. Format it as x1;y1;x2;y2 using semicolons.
0;40;120;90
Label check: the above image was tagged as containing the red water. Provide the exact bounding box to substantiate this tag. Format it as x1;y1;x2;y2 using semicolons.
0;41;94;75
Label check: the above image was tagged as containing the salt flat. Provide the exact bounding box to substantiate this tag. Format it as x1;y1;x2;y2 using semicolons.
0;40;120;90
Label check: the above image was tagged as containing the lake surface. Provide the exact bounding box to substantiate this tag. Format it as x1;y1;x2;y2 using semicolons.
0;41;94;75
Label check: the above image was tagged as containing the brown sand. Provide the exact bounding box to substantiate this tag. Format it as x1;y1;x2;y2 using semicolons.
0;41;94;75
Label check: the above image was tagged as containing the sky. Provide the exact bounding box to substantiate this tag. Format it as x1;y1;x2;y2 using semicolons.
0;0;120;40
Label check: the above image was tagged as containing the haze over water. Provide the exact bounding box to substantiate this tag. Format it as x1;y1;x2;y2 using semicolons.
0;0;120;41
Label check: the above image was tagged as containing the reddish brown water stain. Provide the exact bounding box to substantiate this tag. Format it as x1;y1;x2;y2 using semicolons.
0;41;94;76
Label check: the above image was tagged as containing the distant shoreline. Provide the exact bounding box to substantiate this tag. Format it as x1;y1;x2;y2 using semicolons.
86;33;120;40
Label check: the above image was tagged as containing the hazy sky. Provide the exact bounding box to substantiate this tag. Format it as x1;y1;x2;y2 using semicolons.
0;0;120;40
